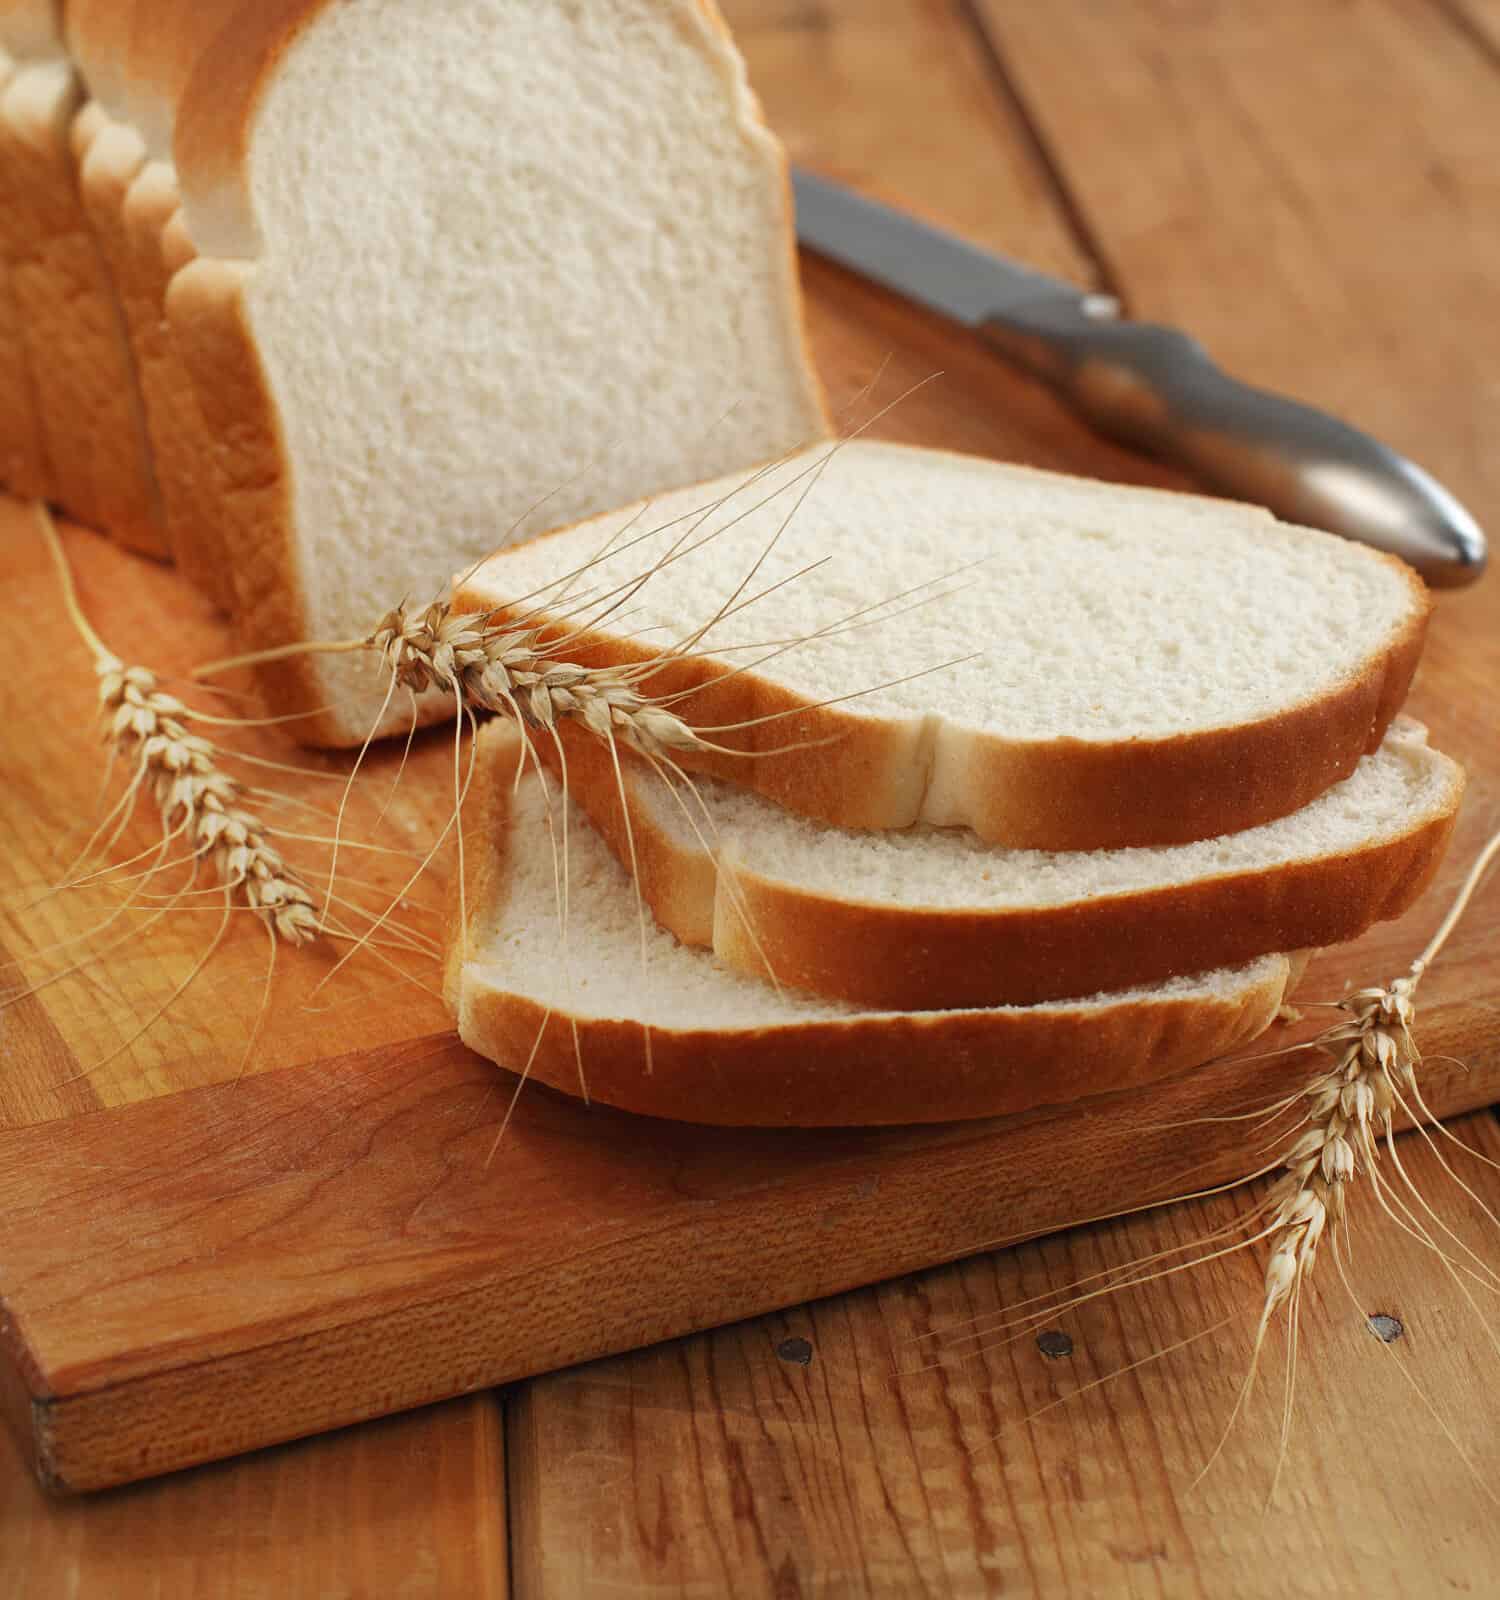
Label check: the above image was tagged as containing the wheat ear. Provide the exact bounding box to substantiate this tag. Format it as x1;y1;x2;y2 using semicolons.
36;504;322;947
1235;830;1500;1462
899;825;1500;1495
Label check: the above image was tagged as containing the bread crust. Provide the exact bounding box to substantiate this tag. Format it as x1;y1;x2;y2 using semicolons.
451;725;1294;1126
107;1;259;604
73;113;172;557
458;969;1291;1127
123;0;247;162
121;163;236;607
455;446;1432;851
0;1;62;64
0;61;165;551
0;49;51;499
166;254;343;730
173;0;318;258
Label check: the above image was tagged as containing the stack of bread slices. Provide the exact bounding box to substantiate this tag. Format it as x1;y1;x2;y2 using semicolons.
443;442;1464;1126
1;3;1464;1127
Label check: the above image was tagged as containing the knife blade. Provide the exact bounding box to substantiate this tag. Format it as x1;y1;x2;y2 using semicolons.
792;167;1486;587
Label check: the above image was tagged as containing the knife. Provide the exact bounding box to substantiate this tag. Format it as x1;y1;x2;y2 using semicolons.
792;167;1486;587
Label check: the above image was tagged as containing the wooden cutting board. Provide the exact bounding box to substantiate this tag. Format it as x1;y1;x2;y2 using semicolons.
2;259;1497;1494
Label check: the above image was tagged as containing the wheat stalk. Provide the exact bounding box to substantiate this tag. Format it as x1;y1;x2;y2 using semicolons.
37;504;322;947
367;599;709;760
900;825;1500;1496
95;659;322;945
1254;828;1500;1357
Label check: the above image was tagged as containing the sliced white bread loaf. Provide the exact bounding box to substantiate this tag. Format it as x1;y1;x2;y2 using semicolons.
546;716;1461;1011
0;44;50;499
0;0;163;550
459;441;1429;852
447;723;1301;1127
166;0;827;744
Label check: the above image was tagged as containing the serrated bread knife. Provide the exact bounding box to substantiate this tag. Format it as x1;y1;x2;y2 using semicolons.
792;167;1486;587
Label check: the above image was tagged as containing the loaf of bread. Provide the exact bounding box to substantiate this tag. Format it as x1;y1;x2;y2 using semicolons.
447;724;1303;1127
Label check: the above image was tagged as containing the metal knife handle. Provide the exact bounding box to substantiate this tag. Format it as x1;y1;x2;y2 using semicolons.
982;312;1487;586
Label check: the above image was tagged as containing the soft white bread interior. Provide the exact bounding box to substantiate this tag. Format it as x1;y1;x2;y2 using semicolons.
0;43;50;499
0;0;163;550
459;441;1429;852
549;715;1461;1011
448;724;1300;1127
167;0;827;743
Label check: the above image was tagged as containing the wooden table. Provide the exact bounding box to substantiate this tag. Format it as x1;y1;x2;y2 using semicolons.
5;2;1500;1593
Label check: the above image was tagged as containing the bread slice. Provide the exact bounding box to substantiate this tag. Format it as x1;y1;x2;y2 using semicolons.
0;45;50;499
547;715;1460;1011
448;723;1301;1127
458;440;1429;852
167;0;827;744
0;4;163;550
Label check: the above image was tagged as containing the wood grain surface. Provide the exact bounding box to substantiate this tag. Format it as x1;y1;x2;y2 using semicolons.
3;0;1499;1594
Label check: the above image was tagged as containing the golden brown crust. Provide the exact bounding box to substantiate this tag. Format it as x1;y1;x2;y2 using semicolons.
944;575;1429;849
165;255;340;732
0;253;49;496
446;724;523;1012
121;164;235;608
451;725;1293;1126
0;63;165;550
713;792;1457;1011
74;118;177;559
547;719;1461;1010
64;0;127;105
690;0;830;439
455;479;1431;851
0;51;51;498
173;0;323;253
124;0;248;148
458;974;1289;1127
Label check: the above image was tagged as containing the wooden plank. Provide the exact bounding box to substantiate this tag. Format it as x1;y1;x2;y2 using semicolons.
967;0;1500;513
510;1115;1500;1598
0;514;453;1128
719;0;1092;279
3;913;1497;1493
0;1391;507;1600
